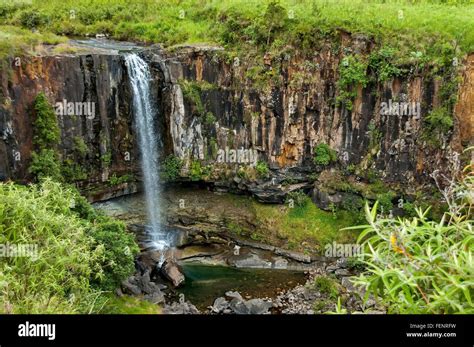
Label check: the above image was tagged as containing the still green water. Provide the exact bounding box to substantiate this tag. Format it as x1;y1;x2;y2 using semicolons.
175;263;307;310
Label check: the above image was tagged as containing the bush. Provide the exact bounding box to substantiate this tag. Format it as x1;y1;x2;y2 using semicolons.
0;179;139;313
348;166;474;313
255;160;269;178
286;190;310;208
29;92;62;181
189;160;204;181
314;143;337;166
32;92;60;150
425;107;454;134
0;180;102;313
161;155;183;181
336;55;368;110
29;148;63;182
85;217;139;291
313;275;340;300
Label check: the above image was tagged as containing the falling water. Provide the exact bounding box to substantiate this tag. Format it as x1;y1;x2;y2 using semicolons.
125;53;169;253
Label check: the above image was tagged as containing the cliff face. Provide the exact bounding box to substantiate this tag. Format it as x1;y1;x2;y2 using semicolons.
158;43;472;200
0;40;472;202
0;52;144;200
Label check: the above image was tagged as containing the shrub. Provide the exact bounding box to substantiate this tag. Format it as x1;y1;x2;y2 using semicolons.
32;92;60;150
286;190;310;208
161;155;183;181
85;217;139;291
314;143;337;166
255;160;269;178
29;148;62;182
336;55;368;110
0;180;102;313
425;106;454;135
108;173;133;186
73;136;88;158
189;160;203;181
313;275;340;300
0;179;139;313
29;93;62;181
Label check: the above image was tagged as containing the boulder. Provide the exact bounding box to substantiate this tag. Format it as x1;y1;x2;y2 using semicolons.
211;297;229;313
274;248;311;263
161;259;185;287
162;301;200;314
121;277;142;296
232;253;272;268
229;298;273;314
225;291;243;301
144;291;165;304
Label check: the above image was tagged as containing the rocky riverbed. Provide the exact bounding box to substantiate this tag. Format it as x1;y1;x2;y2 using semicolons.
118;242;384;314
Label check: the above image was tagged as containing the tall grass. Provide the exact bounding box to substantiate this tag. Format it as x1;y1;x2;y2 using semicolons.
0;0;472;60
0;179;139;313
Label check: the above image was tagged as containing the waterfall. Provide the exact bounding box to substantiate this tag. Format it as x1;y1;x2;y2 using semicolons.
125;53;169;253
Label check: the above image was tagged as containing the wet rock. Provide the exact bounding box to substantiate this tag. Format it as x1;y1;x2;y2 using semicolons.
121;277;142;296
144;291;165;304
161;259;185;287
335;269;351;277
274;248;311;263
136;249;163;273
273;257;288;269
232;253;272;268
341;277;356;293
225;291;243;301
229;298;273;315
162;301;200;314
137;270;156;294
211;297;229;313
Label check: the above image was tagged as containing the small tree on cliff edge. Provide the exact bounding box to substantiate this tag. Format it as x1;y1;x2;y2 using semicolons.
28;92;62;181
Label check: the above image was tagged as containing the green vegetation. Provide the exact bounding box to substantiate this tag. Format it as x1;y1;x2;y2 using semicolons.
28;92;62;182
253;197;359;253
100;152;112;166
180;79;216;119
422;106;454;147
62;158;88;181
312;275;340;300
0;1;471;64
313;143;337;166
285;190;309;208
29;148;63;182
161;154;183;181
108;173;133;186
73;136;88;158
348;164;474;313
255;160;269;178
368;46;405;83
336;55;368;110
32;92;60;149
189;160;211;181
0;179;139;313
101;295;161;314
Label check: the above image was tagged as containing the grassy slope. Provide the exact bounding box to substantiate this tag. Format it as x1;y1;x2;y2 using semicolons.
0;0;472;60
215;192;360;253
